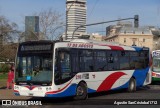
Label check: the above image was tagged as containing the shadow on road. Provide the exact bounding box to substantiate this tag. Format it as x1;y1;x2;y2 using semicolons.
89;86;150;98
151;81;160;85
26;86;150;105
27;97;116;105
0;86;7;89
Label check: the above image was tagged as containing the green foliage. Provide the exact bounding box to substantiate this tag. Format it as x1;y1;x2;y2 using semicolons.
0;64;10;74
0;73;7;80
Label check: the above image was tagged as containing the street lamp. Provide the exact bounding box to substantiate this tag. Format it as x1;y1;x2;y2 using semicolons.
72;16;137;39
51;25;65;41
155;42;158;50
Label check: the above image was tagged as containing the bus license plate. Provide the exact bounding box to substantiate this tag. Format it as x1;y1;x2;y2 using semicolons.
28;93;33;96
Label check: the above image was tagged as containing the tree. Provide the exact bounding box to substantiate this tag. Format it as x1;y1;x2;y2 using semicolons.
34;8;64;40
0;15;20;62
0;15;20;43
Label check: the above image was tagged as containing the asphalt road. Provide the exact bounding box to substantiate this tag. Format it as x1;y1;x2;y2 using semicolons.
1;84;160;108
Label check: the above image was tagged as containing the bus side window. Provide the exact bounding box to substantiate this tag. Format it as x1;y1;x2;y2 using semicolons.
144;51;149;67
60;52;71;72
130;51;147;69
119;51;130;70
94;50;107;71
107;51;120;70
108;54;114;63
59;51;71;80
79;50;94;72
71;49;79;73
54;50;60;83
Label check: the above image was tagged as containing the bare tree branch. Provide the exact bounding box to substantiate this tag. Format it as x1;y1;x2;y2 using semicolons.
0;15;20;43
0;15;20;62
34;8;64;40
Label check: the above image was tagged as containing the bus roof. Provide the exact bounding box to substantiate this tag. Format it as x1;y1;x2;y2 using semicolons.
70;39;119;45
19;39;149;51
69;39;147;49
19;40;57;44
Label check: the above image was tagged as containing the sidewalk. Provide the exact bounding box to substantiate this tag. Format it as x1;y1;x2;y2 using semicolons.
0;80;31;101
0;79;31;100
0;89;31;100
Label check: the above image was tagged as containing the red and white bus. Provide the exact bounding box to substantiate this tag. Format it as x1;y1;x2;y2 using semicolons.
14;39;151;99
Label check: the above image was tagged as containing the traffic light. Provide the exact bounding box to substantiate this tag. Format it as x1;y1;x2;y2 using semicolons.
134;15;139;28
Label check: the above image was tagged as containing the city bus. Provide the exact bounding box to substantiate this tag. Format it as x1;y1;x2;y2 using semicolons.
152;50;160;81
14;39;151;100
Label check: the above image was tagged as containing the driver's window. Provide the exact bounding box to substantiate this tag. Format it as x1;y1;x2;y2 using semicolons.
59;51;71;79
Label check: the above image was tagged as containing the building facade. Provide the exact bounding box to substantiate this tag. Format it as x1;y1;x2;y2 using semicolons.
66;0;87;39
25;16;39;41
150;27;160;50
104;25;154;51
90;33;103;41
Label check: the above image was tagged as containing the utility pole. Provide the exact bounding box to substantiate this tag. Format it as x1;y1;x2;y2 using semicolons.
72;15;139;39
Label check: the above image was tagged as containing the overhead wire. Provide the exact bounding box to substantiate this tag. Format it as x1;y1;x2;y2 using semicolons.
87;0;99;34
88;0;99;18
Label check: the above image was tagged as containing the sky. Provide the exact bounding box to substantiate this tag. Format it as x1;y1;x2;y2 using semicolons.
0;0;160;35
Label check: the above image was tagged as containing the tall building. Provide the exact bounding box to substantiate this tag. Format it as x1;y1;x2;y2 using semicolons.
66;0;87;39
25;16;39;41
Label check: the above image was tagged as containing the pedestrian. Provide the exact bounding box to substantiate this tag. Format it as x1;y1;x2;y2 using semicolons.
6;65;14;89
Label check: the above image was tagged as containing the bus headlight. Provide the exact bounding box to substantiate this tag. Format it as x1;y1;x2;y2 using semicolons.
38;87;42;90
46;87;49;91
49;87;52;90
46;87;52;91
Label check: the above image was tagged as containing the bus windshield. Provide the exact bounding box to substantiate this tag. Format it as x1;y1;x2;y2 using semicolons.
15;41;53;85
15;53;53;85
153;57;160;72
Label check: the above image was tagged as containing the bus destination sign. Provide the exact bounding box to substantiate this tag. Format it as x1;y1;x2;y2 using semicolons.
67;43;93;49
152;51;160;57
20;44;52;51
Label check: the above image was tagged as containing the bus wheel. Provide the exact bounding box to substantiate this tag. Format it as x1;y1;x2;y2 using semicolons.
74;82;87;100
128;78;136;92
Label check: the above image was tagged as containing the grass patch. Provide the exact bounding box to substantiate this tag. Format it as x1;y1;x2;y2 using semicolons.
0;73;7;80
0;80;6;88
0;74;7;88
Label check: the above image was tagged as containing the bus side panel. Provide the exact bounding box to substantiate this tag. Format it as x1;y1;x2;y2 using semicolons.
45;84;77;97
132;67;150;86
86;71;134;92
45;67;151;98
111;82;129;91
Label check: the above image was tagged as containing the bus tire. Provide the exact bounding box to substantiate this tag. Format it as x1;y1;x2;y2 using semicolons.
128;78;136;92
74;82;87;100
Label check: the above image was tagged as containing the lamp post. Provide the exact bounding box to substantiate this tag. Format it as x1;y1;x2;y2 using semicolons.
65;0;77;40
72;16;137;39
156;42;158;50
51;25;65;41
